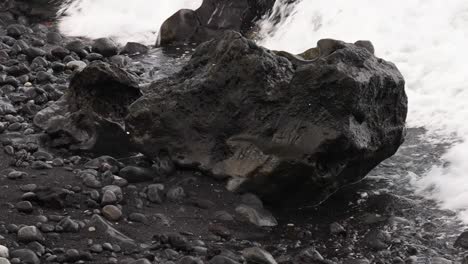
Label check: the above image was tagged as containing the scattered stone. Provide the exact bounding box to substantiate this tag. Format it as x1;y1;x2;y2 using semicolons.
364;229;391;251
51;158;64;167
190;198;215;209
178;256;203;264
295;247;325;263
147;184;164;203
25;47;46;60
7;171;27;180
31;160;52;170
102;205;122;221
119;166;154;183
330;222;346;236
128;213;148;224
168;233;189;250
16;201;33;213
17;226;44;243
83;174;102;188
65;40;86;53
430;257;452;264
0;98;16;115
64;249;80;262
130;259;152;264
102;185;123;202
235;204;278;227
10;249;39;264
46;32;63;44
92;38;118;57
121;42;149;55
213;211;234;222
86;52;104;61
66;60;87;71
57;217;80;233
19;184;37;192
0;245;8;258
209;256;240;264
209;224;231;239
455;231;468;249
90;244;103;253
35;187;72;209
51;46;70;59
88;214;137;252
166;186;185;202
242;247;277;264
101;190;118;205
6;24;27;38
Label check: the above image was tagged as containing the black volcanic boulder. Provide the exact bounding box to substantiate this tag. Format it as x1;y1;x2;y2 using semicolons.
127;31;407;204
34;61;141;155
158;0;275;46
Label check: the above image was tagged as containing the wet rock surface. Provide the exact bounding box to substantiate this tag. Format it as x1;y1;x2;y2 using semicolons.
158;0;275;46
128;31;407;204
35;61;141;154
0;1;466;264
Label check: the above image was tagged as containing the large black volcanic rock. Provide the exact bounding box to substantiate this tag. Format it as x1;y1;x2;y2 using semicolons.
127;31;407;204
34;62;141;155
157;0;275;46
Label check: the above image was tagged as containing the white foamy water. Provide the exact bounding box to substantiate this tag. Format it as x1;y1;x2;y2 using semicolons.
58;0;202;45
258;0;468;222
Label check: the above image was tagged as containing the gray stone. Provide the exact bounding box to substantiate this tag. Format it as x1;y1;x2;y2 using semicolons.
88;214;137;252
430;257;452;264
364;229;391;251
101;190;118;205
294;247;325;263
102;205;122;221
166;186;185;202
0;245;8;258
119;166;154;183
92;38;118;57
455;231;468;249
57;217;80;233
102;185;123;202
90;244;103;253
66;40;86;53
177;256;203;264
25;47;46;60
213;211;234;222
16;201;33;213
130;259;152;264
83;174;102;188
235;204;277;227
66;60;87;71
31;160;52;170
242;247;277;264
147;184;164;203
330;222;346;235
17;226;44;243
0;98;16;115
128;213;148;224
121;42;149;55
10;249;39;264
209;255;240;264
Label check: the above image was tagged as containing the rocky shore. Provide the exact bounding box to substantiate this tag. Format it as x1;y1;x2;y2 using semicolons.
1;1;468;264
